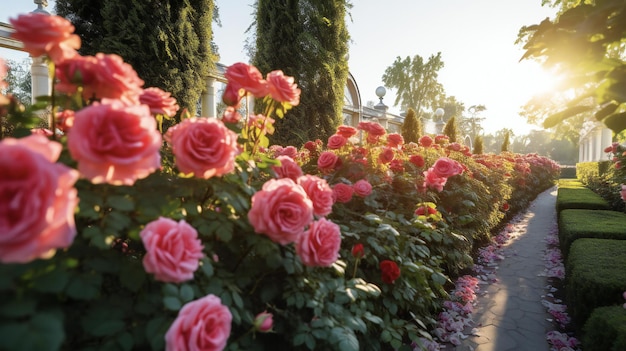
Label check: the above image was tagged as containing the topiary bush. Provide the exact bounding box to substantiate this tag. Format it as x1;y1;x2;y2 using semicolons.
558;209;626;258
582;306;626;351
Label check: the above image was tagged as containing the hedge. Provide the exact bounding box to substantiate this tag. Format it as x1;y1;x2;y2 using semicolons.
558;209;626;258
556;187;611;214
582;306;626;351
576;161;612;184
566;238;626;330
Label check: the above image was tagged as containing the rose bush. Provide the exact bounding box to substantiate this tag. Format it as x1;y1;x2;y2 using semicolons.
0;12;560;351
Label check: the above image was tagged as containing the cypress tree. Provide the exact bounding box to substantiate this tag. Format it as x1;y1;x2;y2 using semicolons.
254;0;349;146
442;115;458;143
401;107;422;143
501;131;511;152
473;135;484;155
55;0;216;118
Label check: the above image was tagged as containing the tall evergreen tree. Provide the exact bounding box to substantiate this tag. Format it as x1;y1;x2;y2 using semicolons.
254;0;350;146
55;0;216;117
473;135;484;155
401;107;422;143
443;115;458;143
501;131;511;153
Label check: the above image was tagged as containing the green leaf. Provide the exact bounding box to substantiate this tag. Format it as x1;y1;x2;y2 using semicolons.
200;258;214;278
0;299;36;318
603;111;626;134
106;195;135;211
145;317;168;350
431;272;448;286
163;296;182;311
0;313;66;351
543;105;593;128
179;284;194;303
116;332;134;351
66;274;102;300
162;283;179;297
119;260;146;292
33;269;70;293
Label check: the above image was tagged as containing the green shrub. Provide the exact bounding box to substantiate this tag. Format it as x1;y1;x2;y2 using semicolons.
558;209;626;258
582;306;626;351
577;161;612;184
566;238;626;331
560;166;576;179
556;187;611;213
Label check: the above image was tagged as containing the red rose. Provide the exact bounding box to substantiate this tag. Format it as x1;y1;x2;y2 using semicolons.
332;183;354;203
221;83;244;107
351;243;364;258
409;155;425;167
419;135;433;147
317;151;340;172
378;147;395;164
380;260;400;284
387;133;404;148
336;125;358;138
423;168;447;192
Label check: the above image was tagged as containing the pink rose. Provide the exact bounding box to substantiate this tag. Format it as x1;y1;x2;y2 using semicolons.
140;87;180;117
166;117;239;179
332;183;354;203
0;59;7;91
222;106;242;124
67;99;162;185
298;175;334;217
358;121;386;144
56;54;144;103
435;135;449;145
140;217;204;283
224;62;269;98
266;70;301;106
165;294;232;351
221;83;244;107
317;151;340;172
55;109;75;133
353;179;373;197
254;311;274;333
419;135;433;147
248;178;313;245
272;155;303;181
423;168;448;192
336;125;358;138
296;218;341;267
432;157;464;178
0;135;79;263
274;145;298;159
9;13;80;64
620;184;626;202
327;134;347;149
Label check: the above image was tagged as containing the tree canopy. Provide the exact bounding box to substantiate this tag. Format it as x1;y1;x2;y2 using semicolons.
518;0;626;134
55;0;217;117
381;52;445;115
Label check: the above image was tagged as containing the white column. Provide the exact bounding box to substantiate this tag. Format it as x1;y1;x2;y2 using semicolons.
201;77;216;118
593;128;602;161
601;128;613;161
586;136;592;162
579;136;584;163
30;56;50;104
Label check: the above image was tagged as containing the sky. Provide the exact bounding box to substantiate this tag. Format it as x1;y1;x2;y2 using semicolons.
2;0;558;135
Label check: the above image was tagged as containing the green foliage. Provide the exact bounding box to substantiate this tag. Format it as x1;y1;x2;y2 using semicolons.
519;0;626;134
583;306;626;351
382;53;445;113
556;187;611;213
55;0;217;118
254;0;350;146
401;107;422;144
566;238;626;331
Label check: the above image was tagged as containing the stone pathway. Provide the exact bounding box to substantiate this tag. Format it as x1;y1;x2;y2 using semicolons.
444;187;558;351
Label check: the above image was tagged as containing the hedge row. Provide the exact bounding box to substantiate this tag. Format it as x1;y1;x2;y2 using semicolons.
556;178;626;350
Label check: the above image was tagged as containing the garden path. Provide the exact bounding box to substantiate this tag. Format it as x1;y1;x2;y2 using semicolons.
444;186;558;351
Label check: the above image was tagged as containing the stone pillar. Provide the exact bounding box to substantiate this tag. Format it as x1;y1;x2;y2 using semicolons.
593;128;603;161
601;128;613;161
30;56;50;104
579;136;584;163
201;77;216;118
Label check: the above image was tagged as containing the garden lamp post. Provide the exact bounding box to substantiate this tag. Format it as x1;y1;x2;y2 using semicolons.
374;86;389;129
434;107;445;134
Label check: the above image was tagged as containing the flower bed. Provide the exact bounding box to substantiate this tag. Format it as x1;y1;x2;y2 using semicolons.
0;12;560;351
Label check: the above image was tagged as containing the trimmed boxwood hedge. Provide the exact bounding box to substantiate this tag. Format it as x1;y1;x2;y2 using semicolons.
582;306;626;351
566;238;626;330
556;187;611;214
558;209;626;258
558;178;585;188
